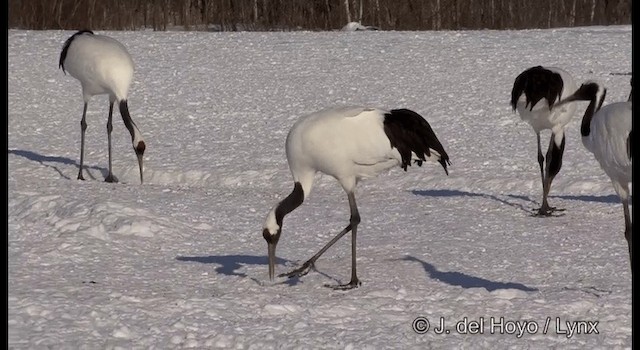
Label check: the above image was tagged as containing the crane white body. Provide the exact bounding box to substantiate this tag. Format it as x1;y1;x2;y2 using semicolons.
62;34;134;103
582;101;632;193
285;106;443;197
514;66;578;136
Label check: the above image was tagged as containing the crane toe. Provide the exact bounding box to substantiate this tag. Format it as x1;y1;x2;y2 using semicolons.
533;206;565;217
325;279;361;290
278;261;315;279
104;174;119;183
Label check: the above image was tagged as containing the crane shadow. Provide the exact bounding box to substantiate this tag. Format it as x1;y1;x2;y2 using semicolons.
411;189;534;214
401;256;538;292
412;188;627;209
8;148;107;180
550;194;624;204
176;254;340;287
176;254;289;277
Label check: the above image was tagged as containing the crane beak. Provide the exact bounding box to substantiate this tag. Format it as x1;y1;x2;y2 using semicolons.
263;228;281;281
134;141;146;184
137;153;144;184
268;242;276;281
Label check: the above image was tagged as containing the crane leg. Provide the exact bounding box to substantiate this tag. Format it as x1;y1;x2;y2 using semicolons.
77;103;88;181
623;199;632;272
536;133;565;216
280;192;362;290
104;101;119;183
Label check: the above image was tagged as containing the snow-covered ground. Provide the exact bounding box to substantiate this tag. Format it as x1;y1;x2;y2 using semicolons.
8;26;631;349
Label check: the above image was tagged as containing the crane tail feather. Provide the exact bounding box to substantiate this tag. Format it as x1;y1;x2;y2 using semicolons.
511;66;564;111
383;109;450;175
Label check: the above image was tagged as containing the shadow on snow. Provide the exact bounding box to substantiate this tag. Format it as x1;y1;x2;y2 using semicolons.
8;148;108;181
550;194;622;204
412;188;625;208
176;254;345;287
402;255;538;292
176;254;288;278
411;188;534;213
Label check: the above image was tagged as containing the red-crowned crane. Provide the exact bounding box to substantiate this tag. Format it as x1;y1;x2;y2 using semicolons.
262;106;450;290
59;30;145;184
511;66;578;216
556;80;632;269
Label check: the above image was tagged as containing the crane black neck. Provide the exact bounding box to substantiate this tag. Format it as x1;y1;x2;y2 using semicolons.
581;89;607;138
275;182;304;227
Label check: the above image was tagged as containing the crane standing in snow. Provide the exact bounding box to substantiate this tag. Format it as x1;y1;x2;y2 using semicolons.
59;30;146;184
262;106;450;289
511;66;579;216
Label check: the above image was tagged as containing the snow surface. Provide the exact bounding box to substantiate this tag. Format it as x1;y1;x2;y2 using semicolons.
8;26;632;349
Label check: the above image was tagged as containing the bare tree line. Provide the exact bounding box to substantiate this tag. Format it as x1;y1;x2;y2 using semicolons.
8;0;631;31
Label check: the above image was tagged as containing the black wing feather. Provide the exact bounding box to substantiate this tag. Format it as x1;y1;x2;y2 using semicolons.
511;66;564;111
383;109;451;175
